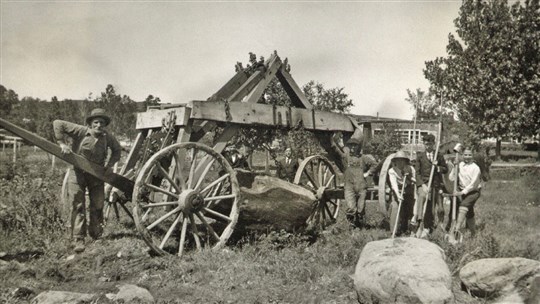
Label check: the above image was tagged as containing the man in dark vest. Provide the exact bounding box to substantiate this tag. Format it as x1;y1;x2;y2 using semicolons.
54;108;121;253
413;133;448;236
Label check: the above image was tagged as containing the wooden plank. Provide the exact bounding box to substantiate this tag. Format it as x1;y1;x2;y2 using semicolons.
276;67;313;109
243;55;282;104
189;101;355;132
0;118;135;194
136;107;187;130
119;130;147;175
207;69;250;102
228;54;280;102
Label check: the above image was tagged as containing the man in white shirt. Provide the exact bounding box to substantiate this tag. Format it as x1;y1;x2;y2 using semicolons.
450;148;482;243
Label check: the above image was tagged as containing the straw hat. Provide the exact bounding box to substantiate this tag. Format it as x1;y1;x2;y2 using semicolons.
393;150;410;161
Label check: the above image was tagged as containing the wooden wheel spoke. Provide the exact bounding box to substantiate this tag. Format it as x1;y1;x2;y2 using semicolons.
325;174;335;188
178;216;188;257
141;208;152;222
146;206;181;230
203;194;235;202
159;214;182;249
323;201;334;219
194;158;217;191
317;162;324;187
203;207;231;222
328;199;338;207
188;213;202;251
195;212;221;242
200;173;229;195
304;170;318;189
320;202;327;222
141;201;178;209
155;163;182;194
144;183;179;199
173;152;187;190
321;167;327;187
187;148;198;189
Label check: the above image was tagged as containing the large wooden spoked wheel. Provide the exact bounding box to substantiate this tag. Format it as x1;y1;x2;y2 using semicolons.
293;155;340;230
132;142;240;257
378;153;395;219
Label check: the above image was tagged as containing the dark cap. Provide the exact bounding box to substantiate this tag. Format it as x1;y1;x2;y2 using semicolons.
423;134;435;144
86;108;111;126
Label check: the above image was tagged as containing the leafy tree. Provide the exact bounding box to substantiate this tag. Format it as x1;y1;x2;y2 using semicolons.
95;84;138;139
0;85;19;116
424;0;540;158
363;122;403;161
144;95;161;108
303;80;353;113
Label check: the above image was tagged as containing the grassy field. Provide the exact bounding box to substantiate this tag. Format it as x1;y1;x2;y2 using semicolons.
0;148;539;303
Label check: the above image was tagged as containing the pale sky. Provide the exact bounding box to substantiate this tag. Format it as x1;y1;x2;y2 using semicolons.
1;1;461;120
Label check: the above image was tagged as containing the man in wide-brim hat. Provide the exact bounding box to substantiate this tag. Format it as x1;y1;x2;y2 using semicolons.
53;108;121;253
388;150;416;236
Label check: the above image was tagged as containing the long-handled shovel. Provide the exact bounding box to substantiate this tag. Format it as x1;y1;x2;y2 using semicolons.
416;96;444;238
443;149;463;244
392;173;409;238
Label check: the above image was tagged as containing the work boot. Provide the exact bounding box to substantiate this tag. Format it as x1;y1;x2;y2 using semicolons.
72;239;85;253
355;212;366;228
466;217;476;237
446;233;458;245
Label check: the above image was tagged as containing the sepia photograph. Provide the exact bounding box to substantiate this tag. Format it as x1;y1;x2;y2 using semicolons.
0;0;539;303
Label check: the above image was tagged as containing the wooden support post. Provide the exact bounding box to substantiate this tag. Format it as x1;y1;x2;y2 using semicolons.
12;138;17;163
51;155;56;173
265;150;270;174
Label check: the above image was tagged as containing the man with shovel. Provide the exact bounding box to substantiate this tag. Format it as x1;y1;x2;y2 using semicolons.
413;134;448;237
388;150;416;237
448;148;482;244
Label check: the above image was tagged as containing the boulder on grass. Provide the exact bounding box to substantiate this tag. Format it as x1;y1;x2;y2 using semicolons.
460;258;540;299
111;284;154;303
32;290;96;304
236;170;317;233
353;238;453;304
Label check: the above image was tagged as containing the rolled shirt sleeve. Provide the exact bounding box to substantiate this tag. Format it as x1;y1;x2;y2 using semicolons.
106;134;122;167
53;120;86;143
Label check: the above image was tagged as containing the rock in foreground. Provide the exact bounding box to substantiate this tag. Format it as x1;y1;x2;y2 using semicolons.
460;257;540;299
32;291;96;304
353;238;453;304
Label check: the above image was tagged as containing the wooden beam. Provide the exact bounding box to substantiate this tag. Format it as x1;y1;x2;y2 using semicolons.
0;118;134;194
276;67;313;110
136;106;188;130
119;130;147;175
189;101;355;132
207;69;250;102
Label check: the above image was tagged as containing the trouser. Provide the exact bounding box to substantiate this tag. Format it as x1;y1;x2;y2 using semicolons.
456;190;481;235
390;187;415;236
344;186;367;217
67;168;105;240
416;186;443;229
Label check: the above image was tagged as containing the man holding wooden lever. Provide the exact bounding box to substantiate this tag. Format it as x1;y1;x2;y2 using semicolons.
54;108;121;253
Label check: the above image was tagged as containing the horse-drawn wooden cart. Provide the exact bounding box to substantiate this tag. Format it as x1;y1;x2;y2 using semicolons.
0;53;397;257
